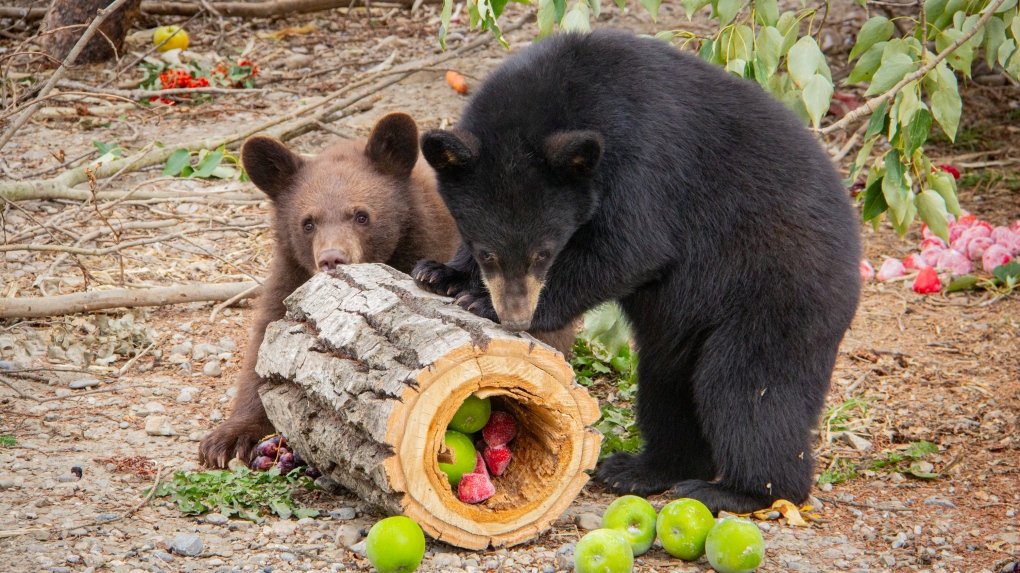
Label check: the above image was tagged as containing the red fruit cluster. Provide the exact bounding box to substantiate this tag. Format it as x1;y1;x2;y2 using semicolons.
250;435;321;477
212;59;259;88
151;69;209;105
455;411;519;504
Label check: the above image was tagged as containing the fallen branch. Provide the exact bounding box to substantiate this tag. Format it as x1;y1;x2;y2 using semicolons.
0;0;135;152
0;281;262;319
57;79;267;101
820;0;1008;134
0;225;267;256
0;0;440;21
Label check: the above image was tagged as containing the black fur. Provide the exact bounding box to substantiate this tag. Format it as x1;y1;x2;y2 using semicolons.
414;29;861;513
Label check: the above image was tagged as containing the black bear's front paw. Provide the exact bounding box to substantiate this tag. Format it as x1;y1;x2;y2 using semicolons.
452;287;499;322
413;259;472;296
597;452;680;496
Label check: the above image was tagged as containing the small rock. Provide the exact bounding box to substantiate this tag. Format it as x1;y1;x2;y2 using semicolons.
153;551;175;563
923;496;956;508
189;430;209;442
145;416;175;436
0;477;14;489
219;337;237;351
57;474;78;483
279;552;296;561
203;361;222;377
271;521;299;538
431;553;461;569
540;565;554;573
314;475;342;494
282;54;314;69
999;562;1018;573
171;533;203;556
192;343;221;361
206;513;229;525
65;555;79;563
227;458;246;472
819;482;833;492
49;568;71;573
842;431;872;451
69;378;100;389
574;513;601;530
210;409;224;422
177;387;200;402
890;472;906;484
880;554;896;567
119;422;129;429
334;524;362;547
329;508;356;521
916;461;935;473
44;413;60;421
144;402;165;414
555;543;575;571
348;539;367;557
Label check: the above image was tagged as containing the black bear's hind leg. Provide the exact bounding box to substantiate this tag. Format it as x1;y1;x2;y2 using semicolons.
598;452;686;496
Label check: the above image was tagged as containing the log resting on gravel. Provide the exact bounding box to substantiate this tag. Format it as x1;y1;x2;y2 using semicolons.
256;264;601;549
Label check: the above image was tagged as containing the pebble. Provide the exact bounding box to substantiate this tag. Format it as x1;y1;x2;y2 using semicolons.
192;343;221;361
144;402;165;414
206;513;229;525
65;555;79;563
69;378;100;389
210;409;223;421
348;539;367;557
279;553;296;561
171;533;203;556
271;521;299;538
177;387;200;402
153;551;175;562
574;513;601;530
204;361;223;377
314;475;342;494
819;482;833;492
923;496;956;508
431;553;461;569
842;431;872;451
189;430;209;442
56;474;78;483
0;477;14;489
145;416;175;436
334;524;362;547
880;554;896;567
329;508;356;521
219;337;237;351
49;568;71;573
119;422;129;429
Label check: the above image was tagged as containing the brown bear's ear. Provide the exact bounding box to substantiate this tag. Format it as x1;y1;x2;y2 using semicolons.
420;129;479;174
544;131;603;179
241;135;303;201
365;112;420;179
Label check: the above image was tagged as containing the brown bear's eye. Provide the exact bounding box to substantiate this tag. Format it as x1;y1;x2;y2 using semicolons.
302;219;314;233
354;211;370;225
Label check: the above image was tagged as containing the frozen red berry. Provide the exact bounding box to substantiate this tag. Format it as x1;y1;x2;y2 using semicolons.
482;411;518;447
859;260;875;282
457;472;496;504
876;259;906;282
982;244;1012;273
483;444;512;476
920;237;946;250
966;236;994;260
935;249;972;275
912;266;942;294
956;214;977;228
920;245;945;267
903;253;928;270
252;456;275;471
473;451;487;476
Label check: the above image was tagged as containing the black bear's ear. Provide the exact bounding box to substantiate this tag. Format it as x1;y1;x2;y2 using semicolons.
544;131;603;179
420;129;479;174
241;135;304;201
365;112;419;179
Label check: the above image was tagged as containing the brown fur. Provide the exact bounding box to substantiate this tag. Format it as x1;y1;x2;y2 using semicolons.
199;113;577;468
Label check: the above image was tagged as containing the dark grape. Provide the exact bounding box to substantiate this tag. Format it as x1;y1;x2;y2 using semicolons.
251;456;275;471
276;451;296;473
292;453;305;467
256;440;279;458
304;467;322;479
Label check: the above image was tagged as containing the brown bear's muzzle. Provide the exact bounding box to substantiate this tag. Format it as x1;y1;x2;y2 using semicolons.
316;248;350;272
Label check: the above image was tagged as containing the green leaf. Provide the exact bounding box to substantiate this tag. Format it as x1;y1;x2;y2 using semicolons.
787;36;823;88
892;191;917;236
992;261;1020;282
907;441;938;459
492;0;510;18
850;17;896;61
778;13;800;54
587;0;600;18
882;150;910;226
538;0;556;37
902;107;932;157
726;58;748;75
562;1;591;31
755;0;779;26
801;73;833;129
730;24;754;61
931;87;962;141
93;140;123;157
896;81;924;127
946;275;979;292
554;0;567;21
847;136;877;184
640;0;662;21
984;16;1007;69
936;29;974;76
924;0;950;30
847;41;888;84
865;53;916;96
438;0;453;48
862;177;889;221
717;0;742;23
191;151;224;178
756;26;783;74
930;172;962;217
294;507;320;519
1001;38;1017;68
162;148;192;177
931;0;966;33
915;189;950;243
865;101;890;140
681;0;712;18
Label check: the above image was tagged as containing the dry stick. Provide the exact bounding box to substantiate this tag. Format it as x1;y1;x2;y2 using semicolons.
820;0;1008;135
0;21;518;202
0;225;266;256
0;0;134;152
815;495;918;512
0;90;156;123
117;335;165;376
0;280;260;319
208;281;261;322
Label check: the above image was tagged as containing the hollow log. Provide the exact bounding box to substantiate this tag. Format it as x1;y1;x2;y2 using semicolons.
41;0;141;64
257;264;601;549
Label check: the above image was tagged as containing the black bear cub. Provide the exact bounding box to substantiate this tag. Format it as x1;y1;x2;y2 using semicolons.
414;30;861;513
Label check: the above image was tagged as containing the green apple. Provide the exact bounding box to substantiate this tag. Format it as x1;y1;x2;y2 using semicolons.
655;498;715;561
573;528;634;573
705;517;765;573
437;430;476;487
448;394;491;434
365;516;426;573
600;495;657;556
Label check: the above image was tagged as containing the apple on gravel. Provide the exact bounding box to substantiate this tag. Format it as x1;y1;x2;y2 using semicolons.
573;529;634;573
600;495;657;556
705;516;765;573
656;498;715;561
365;516;426;573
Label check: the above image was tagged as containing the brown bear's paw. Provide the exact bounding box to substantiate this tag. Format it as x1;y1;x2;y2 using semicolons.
596;452;681;497
413;259;473;296
198;420;272;469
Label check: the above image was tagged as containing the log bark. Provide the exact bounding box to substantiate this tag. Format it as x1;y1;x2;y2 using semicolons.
257;264;601;549
41;0;141;64
0;281;261;318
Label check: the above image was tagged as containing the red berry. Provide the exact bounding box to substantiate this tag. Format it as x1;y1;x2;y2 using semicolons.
457;472;496;504
482;411;517;447
876;259;906;282
982;244;1012;273
912;266;942;294
473;451;487;476
483;445;512;476
935;164;961;180
903;253;928;270
859;260;874;282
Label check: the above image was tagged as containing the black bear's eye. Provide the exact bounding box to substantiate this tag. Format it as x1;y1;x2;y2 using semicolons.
480;251;497;264
302;219;314;233
354;211;370;225
534;250;552;263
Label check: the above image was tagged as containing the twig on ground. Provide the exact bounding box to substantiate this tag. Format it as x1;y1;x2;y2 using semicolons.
0;0;135;152
116;335;165;377
815;495;917;512
821;0;1009;134
209;282;262;322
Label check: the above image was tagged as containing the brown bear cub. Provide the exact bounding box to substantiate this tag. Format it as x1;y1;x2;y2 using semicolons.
199;113;460;468
199;113;577;468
